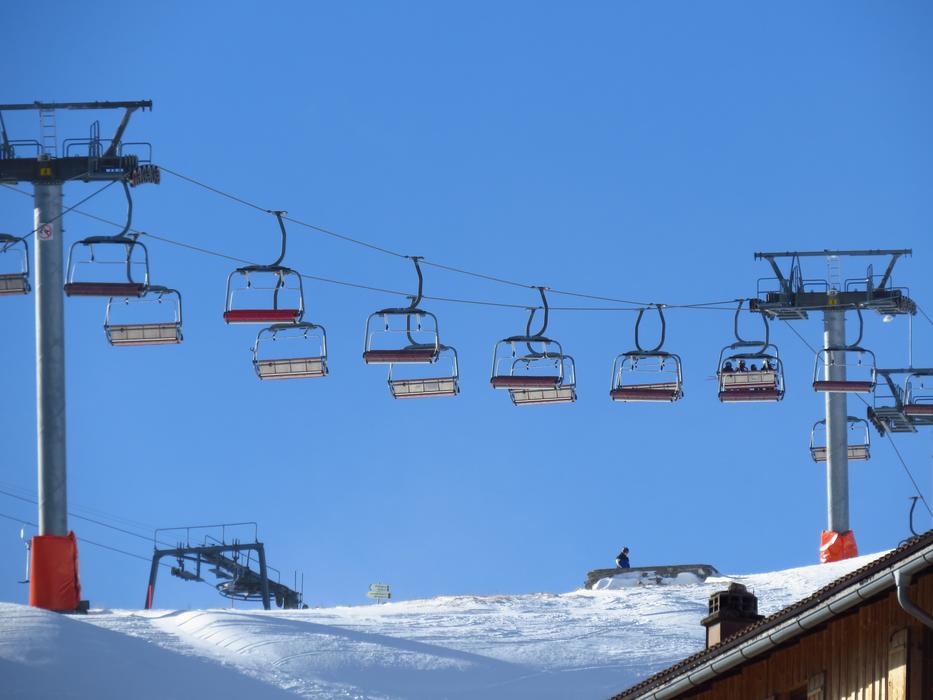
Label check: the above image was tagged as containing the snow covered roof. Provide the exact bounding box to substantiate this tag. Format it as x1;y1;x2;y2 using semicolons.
610;530;933;700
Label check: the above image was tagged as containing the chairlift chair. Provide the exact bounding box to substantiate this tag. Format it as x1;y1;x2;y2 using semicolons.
362;257;441;364
223;211;304;325
718;344;785;402
64;234;150;297
104;286;182;346
490;288;577;405
388;345;460;399
0;234;30;295
717;302;784;403
809;417;871;462
811;309;877;393
609;305;684;402
904;371;933;420
811;347;876;394
252;322;328;380
64;182;150;297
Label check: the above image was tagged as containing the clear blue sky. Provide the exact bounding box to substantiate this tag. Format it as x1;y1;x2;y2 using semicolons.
1;1;932;609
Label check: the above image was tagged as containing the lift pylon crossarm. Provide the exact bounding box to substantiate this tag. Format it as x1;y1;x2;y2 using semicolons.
0;101;153;112
753;249;913;259
0;100;154;184
753;249;916;321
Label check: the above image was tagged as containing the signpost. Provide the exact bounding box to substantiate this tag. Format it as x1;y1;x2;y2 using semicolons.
367;583;391;603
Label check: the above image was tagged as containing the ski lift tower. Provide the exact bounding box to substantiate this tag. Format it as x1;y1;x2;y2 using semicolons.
752;250;915;563
0;100;156;611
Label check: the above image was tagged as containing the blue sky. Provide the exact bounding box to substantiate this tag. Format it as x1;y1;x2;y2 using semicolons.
1;1;932;609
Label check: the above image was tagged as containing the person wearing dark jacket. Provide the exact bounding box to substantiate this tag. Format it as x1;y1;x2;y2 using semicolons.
616;547;630;569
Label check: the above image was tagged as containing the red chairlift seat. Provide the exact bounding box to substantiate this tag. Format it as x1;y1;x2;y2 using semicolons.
611;383;681;402
224;307;302;324
904;404;933;416
812;379;875;393
491;374;562;389
0;234;31;295
66;281;147;297
363;347;440;364
252;322;327;380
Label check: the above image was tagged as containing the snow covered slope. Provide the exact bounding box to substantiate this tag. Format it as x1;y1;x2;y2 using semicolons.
1;553;882;700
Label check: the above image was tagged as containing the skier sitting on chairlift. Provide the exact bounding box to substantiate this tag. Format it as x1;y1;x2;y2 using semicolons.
616;547;630;569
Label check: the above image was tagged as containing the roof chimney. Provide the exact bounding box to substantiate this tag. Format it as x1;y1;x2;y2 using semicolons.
700;582;764;648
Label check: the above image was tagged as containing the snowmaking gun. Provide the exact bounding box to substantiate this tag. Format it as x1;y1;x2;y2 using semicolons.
585;564;719;590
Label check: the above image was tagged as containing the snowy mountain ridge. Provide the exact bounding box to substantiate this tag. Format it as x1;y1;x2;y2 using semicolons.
0;553;882;700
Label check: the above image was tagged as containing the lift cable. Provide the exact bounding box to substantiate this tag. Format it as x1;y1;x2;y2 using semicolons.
916;305;933;329
780;319;933;518
158;166;409;260
0;487;177;548
0;510;157;564
2;179;743;312
8;180;119;242
0;478;159;534
156;166;742;311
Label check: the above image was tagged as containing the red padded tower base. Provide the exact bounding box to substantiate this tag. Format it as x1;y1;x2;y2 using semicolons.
820;529;858;563
29;532;82;611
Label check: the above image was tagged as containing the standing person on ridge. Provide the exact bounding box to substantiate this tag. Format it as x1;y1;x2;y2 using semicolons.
616;547;630;569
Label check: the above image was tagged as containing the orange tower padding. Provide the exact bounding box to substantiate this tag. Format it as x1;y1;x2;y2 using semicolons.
820;529;858;563
29;532;81;611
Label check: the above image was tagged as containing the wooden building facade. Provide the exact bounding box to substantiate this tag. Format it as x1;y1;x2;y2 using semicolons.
611;532;933;700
